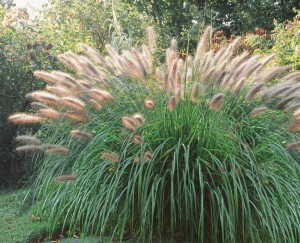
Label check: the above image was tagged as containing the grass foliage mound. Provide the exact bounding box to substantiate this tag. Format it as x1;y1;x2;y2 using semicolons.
10;26;300;242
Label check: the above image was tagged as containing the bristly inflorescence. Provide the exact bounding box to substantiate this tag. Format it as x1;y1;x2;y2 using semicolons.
8;25;300;241
9;26;300;164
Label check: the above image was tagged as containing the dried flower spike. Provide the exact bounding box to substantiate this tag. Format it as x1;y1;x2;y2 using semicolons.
122;117;138;131
16;135;42;145
53;175;77;182
46;146;69;155
209;93;225;112
132;135;142;144
145;99;155;109
249;106;269;117
132;113;145;124
101;152;119;163
144;151;153;161
8;113;44;125
71;130;93;141
168;96;176;111
286;141;300;151
16;145;44;153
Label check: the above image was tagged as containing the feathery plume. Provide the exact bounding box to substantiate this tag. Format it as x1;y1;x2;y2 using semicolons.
286;141;300;151
252;66;291;84
168;96;176;111
27;91;61;106
195;26;212;62
46;146;69;155
233;78;246;95
16;135;42;145
134;156;140;164
276;96;296;109
61;96;86;111
16;145;44;153
90;88;114;103
88;99;102;111
34;71;58;84
46;85;73;97
249;106;269;117
289;121;300;132
145;99;155;109
246;82;265;101
293;108;300;119
39;108;62;120
132;135;142;144
71;130;93;140
132;113;145;124
66;111;91;122
191;83;200;103
170;39;178;52
202;67;215;83
53;175;77;182
122;117;138;131
282;71;300;82
30;102;49;110
123;53;144;79
147;26;157;53
209;93;225;112
101;152;119;163
8;113;44;124
253;54;276;74
143;151;153;161
78;43;107;66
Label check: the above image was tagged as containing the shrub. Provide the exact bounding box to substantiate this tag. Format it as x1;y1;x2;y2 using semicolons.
271;9;300;70
10;26;300;242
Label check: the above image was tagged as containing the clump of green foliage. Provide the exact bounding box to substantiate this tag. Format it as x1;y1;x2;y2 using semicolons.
10;26;300;242
271;9;300;70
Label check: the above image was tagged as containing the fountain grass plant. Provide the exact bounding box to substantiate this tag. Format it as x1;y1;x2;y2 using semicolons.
9;26;300;242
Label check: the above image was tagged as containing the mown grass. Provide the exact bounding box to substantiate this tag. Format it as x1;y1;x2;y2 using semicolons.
0;190;48;243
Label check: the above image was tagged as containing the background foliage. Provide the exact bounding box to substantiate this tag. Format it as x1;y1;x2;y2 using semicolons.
0;0;300;188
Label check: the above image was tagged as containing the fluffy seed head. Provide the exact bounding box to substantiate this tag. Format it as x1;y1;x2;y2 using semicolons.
286;141;300;150
46;146;69;155
66;111;91;122
28;91;61;106
145;99;155;109
88;99;102;111
249;106;269;117
53;175;77;182
16;145;44;153
122;117;138;131
132;113;145;124
8;113;44;124
147;26;157;53
144;151;153;161
71;130;93;140
289;121;300;132
34;71;58;84
132;134;142;144
90;88;114;103
39;108;62;120
30;102;49;110
101;152;119;163
46;85;73;97
168;96;176;111
16;135;42;145
61;96;86;110
209;93;225;112
191;83;200;103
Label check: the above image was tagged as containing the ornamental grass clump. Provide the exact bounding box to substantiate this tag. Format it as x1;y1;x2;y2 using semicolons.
9;26;300;242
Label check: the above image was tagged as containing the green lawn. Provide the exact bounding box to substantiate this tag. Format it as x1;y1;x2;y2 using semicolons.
0;190;48;243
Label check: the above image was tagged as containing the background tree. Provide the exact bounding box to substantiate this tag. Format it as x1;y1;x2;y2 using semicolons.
0;0;15;9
